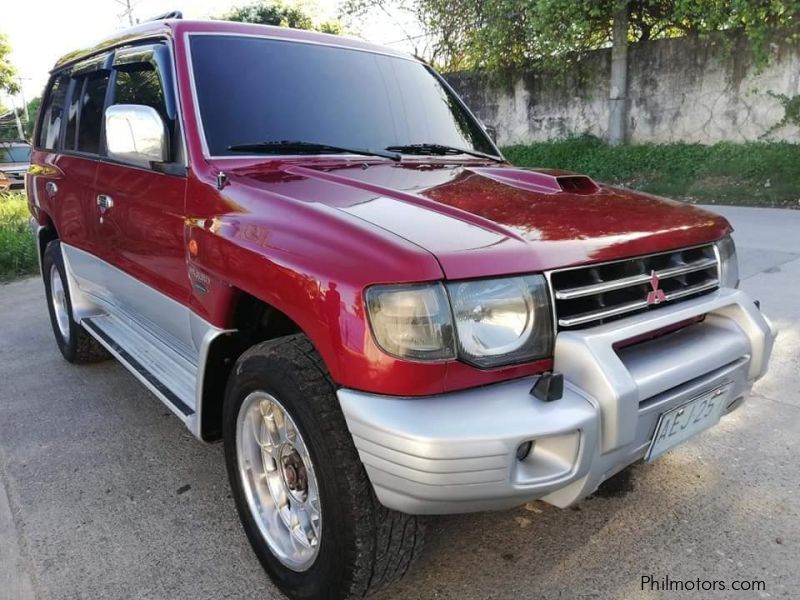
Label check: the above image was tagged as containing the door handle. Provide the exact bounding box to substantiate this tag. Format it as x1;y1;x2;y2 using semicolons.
96;194;114;210
45;181;58;195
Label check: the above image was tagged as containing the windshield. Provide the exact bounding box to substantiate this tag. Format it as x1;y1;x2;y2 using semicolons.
189;35;498;158
0;145;30;163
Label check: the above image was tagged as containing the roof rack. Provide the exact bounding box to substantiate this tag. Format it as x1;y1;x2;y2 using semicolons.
146;10;183;22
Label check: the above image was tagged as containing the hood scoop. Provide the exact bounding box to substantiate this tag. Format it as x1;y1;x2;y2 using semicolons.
469;167;600;195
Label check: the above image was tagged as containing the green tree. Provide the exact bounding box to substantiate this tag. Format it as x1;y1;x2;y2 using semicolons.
23;97;41;139
342;0;798;143
220;0;343;33
342;0;800;72
0;33;19;94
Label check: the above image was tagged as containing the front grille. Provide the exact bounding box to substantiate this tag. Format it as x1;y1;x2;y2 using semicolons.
549;244;719;329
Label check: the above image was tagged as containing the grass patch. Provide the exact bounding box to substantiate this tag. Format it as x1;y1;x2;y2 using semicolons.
503;138;800;209
0;191;38;282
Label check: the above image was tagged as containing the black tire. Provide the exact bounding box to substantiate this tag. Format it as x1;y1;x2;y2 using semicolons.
223;334;425;600
42;241;109;364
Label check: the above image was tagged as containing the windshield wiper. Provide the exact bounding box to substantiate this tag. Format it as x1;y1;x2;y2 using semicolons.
227;140;401;161
385;143;503;162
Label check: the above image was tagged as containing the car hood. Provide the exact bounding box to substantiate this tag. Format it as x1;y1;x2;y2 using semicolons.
229;160;731;280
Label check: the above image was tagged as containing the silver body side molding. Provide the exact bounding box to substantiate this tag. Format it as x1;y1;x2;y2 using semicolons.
30;220;45;275
54;241;232;439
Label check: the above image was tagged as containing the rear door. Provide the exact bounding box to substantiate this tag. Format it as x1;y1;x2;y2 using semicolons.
30;58;111;277
29;72;71;243
91;43;192;352
61;60;113;263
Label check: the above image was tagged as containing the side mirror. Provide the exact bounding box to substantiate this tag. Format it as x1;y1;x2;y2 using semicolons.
484;124;498;143
105;104;168;167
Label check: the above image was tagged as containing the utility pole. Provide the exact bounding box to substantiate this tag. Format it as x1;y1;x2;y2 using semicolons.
115;0;137;26
9;96;24;140
16;77;29;124
608;0;629;145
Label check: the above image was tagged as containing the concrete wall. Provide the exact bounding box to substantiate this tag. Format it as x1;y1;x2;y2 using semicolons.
446;32;800;145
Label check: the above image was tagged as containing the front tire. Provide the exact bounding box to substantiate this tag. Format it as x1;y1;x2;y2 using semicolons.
42;241;109;364
223;334;424;600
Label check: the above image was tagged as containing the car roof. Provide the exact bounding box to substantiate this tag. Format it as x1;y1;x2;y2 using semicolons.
52;19;415;71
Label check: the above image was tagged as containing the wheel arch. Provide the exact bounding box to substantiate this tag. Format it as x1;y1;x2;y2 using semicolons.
198;288;322;442
35;215;60;272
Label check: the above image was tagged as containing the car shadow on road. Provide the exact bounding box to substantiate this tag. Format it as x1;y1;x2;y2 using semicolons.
373;468;643;600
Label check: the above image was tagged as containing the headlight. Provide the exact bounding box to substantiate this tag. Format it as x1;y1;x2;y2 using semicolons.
447;275;553;367
366;276;554;367
365;283;455;360
716;235;739;288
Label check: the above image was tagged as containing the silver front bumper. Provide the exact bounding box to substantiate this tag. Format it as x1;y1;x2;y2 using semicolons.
337;288;776;515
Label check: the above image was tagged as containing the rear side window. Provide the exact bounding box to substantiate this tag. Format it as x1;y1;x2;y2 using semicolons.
38;75;69;150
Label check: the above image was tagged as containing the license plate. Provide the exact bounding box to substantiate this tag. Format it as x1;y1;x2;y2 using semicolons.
646;387;727;462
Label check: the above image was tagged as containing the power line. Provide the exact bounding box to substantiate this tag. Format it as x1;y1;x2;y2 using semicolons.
382;32;429;46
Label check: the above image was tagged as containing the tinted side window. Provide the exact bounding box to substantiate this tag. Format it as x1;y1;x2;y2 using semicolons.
64;79;81;151
112;63;175;162
38;75;69;150
77;73;110;154
113;65;168;123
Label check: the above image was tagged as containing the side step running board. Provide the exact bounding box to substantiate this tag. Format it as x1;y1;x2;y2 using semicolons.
82;315;197;421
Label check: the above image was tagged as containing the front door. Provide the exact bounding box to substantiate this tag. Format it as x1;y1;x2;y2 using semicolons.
91;44;192;354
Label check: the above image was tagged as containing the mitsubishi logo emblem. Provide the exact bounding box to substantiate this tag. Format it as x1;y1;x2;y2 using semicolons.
646;270;667;305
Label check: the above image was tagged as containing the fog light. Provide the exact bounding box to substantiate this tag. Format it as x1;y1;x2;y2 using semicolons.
516;441;534;461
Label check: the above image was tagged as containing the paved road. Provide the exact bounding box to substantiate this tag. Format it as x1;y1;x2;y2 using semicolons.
1;206;798;600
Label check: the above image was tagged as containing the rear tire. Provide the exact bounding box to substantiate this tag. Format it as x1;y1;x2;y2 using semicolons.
42;241;109;364
223;334;425;600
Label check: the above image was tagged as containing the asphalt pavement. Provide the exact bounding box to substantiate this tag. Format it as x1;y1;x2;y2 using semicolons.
1;205;798;600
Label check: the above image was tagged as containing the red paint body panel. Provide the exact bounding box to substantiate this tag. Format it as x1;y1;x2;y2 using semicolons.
259;161;730;280
92;162;189;305
47;154;97;253
181;157;729;395
30;19;734;397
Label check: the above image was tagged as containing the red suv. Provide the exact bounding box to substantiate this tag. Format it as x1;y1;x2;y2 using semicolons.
28;16;775;600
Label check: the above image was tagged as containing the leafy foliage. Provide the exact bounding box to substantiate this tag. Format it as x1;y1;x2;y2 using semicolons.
0;191;37;281
0;33;19;94
23;97;41;139
765;92;800;136
342;0;800;72
220;0;343;33
504;137;800;208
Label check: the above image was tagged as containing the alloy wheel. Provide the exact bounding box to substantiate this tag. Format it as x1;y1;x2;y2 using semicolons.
236;391;322;571
50;264;70;339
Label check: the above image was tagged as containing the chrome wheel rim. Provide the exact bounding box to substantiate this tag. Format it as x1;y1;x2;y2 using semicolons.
236;392;322;571
49;264;70;339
